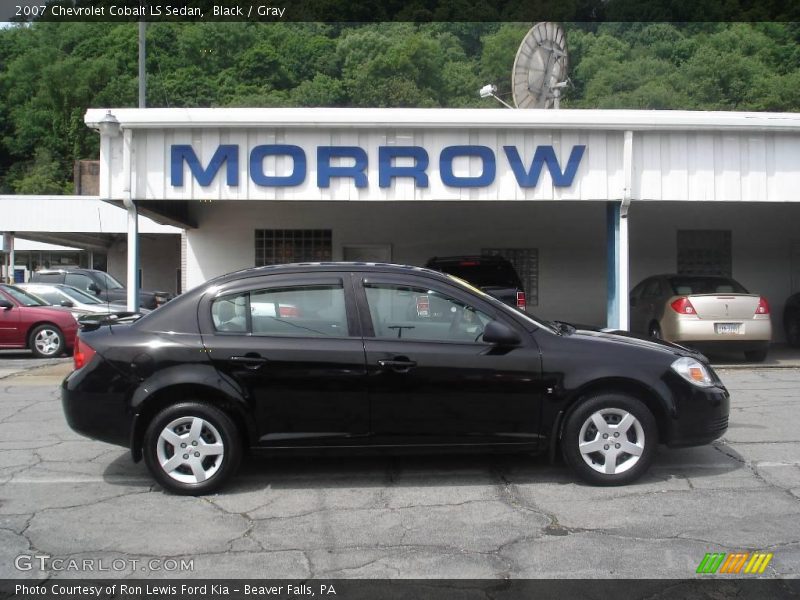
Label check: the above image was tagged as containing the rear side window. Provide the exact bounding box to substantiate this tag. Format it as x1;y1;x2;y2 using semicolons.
668;277;748;295
33;272;62;283
211;284;348;338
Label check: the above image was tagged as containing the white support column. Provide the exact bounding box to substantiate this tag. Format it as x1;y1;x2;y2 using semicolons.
122;128;139;312
606;131;633;330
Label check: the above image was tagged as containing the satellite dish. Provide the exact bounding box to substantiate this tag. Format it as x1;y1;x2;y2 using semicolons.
512;22;569;109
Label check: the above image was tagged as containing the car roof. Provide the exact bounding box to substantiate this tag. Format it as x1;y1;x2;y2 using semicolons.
210;262;450;286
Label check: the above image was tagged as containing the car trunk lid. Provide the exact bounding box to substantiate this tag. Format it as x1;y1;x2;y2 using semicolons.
683;294;761;319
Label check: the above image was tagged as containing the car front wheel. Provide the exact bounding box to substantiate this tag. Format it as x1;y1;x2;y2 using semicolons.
562;393;657;486
143;402;242;495
29;324;65;358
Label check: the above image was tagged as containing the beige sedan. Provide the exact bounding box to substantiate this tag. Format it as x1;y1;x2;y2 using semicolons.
630;274;771;362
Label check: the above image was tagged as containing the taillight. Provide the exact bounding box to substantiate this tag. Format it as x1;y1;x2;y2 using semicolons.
516;291;527;312
755;297;770;315
670;297;696;315
278;305;300;318
73;338;96;370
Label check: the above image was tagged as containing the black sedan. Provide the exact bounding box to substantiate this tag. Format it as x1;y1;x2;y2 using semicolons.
62;263;730;495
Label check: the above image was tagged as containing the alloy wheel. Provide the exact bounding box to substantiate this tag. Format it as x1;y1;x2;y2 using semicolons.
33;328;62;356
156;416;225;484
578;408;645;475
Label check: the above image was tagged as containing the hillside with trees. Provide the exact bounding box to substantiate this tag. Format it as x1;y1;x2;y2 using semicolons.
1;22;798;193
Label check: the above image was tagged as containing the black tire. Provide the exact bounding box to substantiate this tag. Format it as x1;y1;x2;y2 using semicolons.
28;324;65;358
143;401;242;495
648;321;662;340
744;346;769;363
785;310;800;348
561;393;658;486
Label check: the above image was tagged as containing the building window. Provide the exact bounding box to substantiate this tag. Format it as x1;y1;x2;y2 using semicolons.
677;230;732;277
482;247;539;306
255;229;332;267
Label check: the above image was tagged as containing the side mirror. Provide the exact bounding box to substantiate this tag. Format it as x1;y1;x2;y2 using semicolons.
0;299;13;310
60;300;75;308
482;320;521;346
88;283;101;294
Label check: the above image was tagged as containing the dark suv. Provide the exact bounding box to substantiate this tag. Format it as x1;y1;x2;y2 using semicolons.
425;255;526;311
30;268;172;310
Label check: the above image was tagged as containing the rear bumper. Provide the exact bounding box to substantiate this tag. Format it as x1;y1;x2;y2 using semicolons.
61;362;132;448
662;314;771;344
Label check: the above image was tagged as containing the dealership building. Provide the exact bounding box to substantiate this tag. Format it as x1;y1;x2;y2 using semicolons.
82;107;800;339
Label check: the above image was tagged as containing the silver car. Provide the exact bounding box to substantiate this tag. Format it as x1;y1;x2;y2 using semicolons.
630;274;771;362
18;283;121;316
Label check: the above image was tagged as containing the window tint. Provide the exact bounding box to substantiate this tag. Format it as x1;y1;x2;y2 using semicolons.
642;279;663;298
65;274;94;291
364;283;491;343
212;293;248;333
668;277;748;295
211;285;348;337
61;286;102;304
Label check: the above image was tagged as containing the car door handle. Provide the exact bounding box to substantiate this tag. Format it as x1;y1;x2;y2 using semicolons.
229;354;269;369
377;358;417;372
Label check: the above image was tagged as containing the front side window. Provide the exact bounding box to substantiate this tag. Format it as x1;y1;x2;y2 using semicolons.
364;283;491;343
94;272;124;290
65;274;94;292
212;284;347;338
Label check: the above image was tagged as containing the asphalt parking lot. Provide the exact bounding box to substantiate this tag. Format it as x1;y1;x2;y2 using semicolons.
0;354;798;580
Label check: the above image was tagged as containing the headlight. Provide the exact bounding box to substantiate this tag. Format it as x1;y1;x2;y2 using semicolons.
671;356;715;387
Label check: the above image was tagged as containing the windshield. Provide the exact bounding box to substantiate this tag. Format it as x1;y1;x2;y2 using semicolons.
668;276;748;295
445;274;558;334
95;271;124;290
61;285;103;304
1;285;48;307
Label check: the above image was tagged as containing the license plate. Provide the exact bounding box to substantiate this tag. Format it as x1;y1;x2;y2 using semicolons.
715;322;741;335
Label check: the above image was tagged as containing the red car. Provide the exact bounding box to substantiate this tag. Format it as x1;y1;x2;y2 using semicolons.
0;284;78;358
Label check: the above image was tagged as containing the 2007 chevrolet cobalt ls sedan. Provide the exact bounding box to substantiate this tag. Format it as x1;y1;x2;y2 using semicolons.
62;263;729;494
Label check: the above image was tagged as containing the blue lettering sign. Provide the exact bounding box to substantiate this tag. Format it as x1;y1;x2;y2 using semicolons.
170;144;238;187
318;147;368;188
503;145;585;188
169;143;585;190
378;146;429;188
250;145;306;186
439;145;496;188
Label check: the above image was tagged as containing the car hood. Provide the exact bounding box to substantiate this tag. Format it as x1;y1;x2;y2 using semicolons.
570;325;708;361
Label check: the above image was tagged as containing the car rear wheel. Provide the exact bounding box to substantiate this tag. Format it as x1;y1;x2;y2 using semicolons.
562;393;657;486
143;402;242;495
785;310;800;348
28;324;65;358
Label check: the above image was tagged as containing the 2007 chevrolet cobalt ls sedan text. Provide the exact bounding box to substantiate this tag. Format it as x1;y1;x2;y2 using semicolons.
62;263;729;494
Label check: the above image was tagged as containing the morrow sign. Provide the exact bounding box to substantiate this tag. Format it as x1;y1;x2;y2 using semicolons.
171;144;586;189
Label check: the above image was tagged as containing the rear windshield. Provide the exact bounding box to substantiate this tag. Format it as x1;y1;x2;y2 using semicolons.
668;276;748;295
433;262;521;289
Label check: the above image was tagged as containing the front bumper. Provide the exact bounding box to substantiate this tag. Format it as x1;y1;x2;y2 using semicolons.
665;377;730;448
